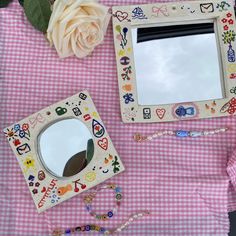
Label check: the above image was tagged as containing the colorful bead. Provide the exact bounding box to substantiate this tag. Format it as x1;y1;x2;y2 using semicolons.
116;193;122;201
65;229;71;234
115;187;122;193
75;226;81;231
175;130;189;137
100;227;106;233
107;211;113;218
85;225;91;231
102;214;108;221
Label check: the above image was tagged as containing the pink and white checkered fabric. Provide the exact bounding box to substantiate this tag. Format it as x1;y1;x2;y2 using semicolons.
1;0;236;235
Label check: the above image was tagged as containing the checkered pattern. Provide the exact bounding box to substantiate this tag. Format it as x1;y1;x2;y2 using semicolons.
1;0;236;235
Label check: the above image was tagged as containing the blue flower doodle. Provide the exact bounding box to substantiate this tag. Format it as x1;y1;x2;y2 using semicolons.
14;124;21;132
123;93;134;104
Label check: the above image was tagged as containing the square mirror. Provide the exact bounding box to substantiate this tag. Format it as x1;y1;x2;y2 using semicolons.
3;91;124;212
112;0;236;123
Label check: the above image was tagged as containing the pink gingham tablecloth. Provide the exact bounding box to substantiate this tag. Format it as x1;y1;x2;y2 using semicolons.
1;0;236;235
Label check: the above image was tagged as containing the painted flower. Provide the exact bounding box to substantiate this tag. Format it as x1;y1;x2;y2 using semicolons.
14;124;21;132
22;123;29;131
224;25;229;31
222;18;227;23
19;130;26;138
227;13;232;18
47;0;110;58
229;19;234;25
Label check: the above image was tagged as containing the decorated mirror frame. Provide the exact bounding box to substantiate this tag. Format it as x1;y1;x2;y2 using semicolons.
112;0;236;123
3;91;124;213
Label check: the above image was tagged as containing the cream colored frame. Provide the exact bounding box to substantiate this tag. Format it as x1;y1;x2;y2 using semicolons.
113;0;236;123
3;91;124;212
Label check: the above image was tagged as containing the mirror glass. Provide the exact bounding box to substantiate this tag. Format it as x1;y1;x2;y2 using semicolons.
131;24;224;105
38;118;94;178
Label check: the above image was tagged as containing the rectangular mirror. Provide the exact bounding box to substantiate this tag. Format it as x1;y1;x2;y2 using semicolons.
132;25;224;105
112;1;236;123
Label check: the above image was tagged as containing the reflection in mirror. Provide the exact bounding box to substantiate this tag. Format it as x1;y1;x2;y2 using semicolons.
38;119;94;178
131;24;224;105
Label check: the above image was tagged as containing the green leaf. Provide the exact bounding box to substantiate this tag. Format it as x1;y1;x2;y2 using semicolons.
24;0;52;33
18;0;24;7
0;0;13;8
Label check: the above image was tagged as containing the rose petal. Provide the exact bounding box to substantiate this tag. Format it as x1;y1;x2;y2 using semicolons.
47;0;110;59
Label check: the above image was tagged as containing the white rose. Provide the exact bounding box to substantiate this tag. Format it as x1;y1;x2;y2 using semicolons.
47;0;110;58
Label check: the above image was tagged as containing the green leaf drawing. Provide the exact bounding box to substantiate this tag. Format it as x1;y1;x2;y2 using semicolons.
112;156;120;173
24;0;52;33
222;30;236;44
0;0;13;8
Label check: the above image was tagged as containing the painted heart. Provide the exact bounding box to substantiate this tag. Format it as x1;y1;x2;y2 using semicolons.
156;109;166;119
98;138;108;151
41;187;46;193
116;11;129;22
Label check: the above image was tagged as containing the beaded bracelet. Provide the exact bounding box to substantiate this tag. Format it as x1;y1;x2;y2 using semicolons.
52;183;150;235
134;127;229;142
83;184;122;221
52;211;150;236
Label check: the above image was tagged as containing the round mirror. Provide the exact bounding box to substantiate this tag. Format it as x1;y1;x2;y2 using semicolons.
38;118;94;178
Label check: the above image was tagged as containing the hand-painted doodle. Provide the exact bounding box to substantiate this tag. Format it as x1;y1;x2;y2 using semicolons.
200;3;214;13
143;108;151;119
29;113;45;129
120;56;130;66
220;97;236;114
55;107;67;116
79;93;87;100
113;10;130;22
152;5;169;17
216;1;230;12
121;66;132;80
17;143;31;155
173;103;199;119
38;170;46;181
156;108;166;119
92;119;105;138
84;114;91;121
97;138;108;151
116;25;128;49
123;107;136;121
73;179;86;193
72;107;82;116
132;7;147;19
112;156;120;173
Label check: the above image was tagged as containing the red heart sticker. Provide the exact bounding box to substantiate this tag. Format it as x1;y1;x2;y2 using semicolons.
97;138;108;151
156;108;166;119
